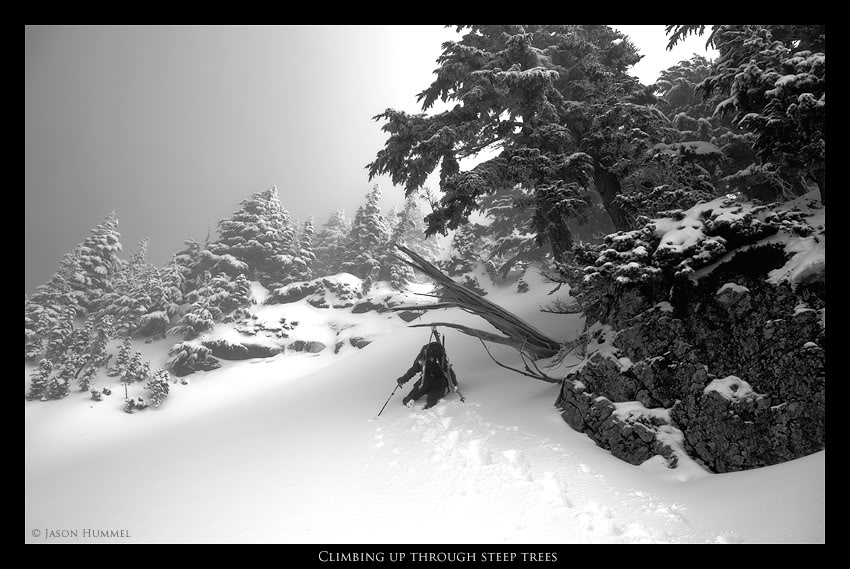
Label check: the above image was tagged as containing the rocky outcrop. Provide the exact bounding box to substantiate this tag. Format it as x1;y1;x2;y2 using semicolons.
268;281;322;304
349;337;372;349
288;340;326;353
557;381;680;467
202;339;282;360
334;336;372;354
267;275;364;308
352;300;389;314
556;194;825;472
557;276;824;473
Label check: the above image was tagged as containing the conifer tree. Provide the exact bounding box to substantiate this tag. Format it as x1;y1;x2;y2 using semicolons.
44;304;76;364
26;359;54;401
211;186;297;285
230;273;253;310
138;360;152;384
135;266;172;338
699;25;825;202
146;369;170;407
168;300;216;339
369;26;650;267
383;198;419;290
291;217;317;282
25;297;47;360
385;206;401;236
99;241;156;336
443;223;485;277
313;210;351;277
71;314;114;391
73;212;123;313
343;185;391;279
403;197;442;262
159;257;186;317
26;251;83;359
110;337;134;377
174;239;203;292
122;350;143;385
44;366;72;400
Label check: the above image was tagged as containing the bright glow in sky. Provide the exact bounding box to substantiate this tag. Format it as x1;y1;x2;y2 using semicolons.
25;25;716;293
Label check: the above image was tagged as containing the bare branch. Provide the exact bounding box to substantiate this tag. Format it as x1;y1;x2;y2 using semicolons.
395;245;561;358
391;303;460;311
477;338;561;384
408;322;523;350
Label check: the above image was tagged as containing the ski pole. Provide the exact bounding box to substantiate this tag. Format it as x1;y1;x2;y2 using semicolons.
376;383;401;418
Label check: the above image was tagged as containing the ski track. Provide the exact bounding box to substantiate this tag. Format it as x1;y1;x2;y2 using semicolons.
367;398;736;544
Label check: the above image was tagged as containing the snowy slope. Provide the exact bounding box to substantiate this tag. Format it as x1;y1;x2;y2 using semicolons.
24;270;825;544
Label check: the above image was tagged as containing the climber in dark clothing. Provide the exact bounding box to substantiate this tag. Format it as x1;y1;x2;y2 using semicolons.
396;341;459;410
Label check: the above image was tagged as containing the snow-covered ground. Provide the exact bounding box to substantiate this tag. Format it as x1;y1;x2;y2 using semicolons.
24;270;825;544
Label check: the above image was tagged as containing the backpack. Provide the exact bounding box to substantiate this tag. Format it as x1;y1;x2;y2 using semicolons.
417;342;456;392
421;342;445;378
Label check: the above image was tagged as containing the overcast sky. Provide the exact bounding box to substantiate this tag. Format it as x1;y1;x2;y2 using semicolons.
25;25;716;294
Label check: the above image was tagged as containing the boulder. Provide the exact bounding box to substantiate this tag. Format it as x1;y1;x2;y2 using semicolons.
352;300;389;314
349;337;371;349
560;277;824;472
396;311;421;323
203;339;282;360
288;340;326;353
268;281;322;304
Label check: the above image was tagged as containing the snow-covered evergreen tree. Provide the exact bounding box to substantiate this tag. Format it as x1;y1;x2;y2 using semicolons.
73;212;123;313
385;205;401;235
313;210;351;277
71;314;114;391
194;248;250;280
173;239;203;292
26;359;54;401
702;25;825;202
136;266;171;338
159;257;186;317
211;186;297;285
110;337;134;377
122;350;143;385
168;300;216;340
26;250;85;360
168;270;224;339
444;223;486;276
383;200;417;290
138;360;152;384
229;273;252;310
290;217;317;282
383;196;444;290
442;223;490;294
343;185;391;279
400;197;442;261
43;304;76;364
146;369;170;407
98;240;156;336
44;366;72;400
25;296;47;360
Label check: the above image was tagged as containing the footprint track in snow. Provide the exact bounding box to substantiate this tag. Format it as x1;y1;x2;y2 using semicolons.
370;400;704;543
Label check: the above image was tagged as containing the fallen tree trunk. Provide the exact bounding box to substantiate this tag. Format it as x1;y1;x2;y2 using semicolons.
406;321;530;352
391;245;561;359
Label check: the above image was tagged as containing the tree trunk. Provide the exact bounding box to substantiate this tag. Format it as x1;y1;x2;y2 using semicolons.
593;160;630;232
391;245;561;359
547;217;574;266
